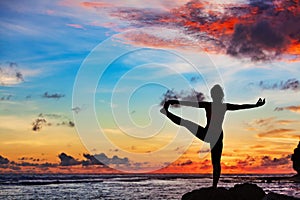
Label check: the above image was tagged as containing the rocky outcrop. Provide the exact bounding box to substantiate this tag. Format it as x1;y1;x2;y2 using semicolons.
182;183;299;200
290;174;300;183
263;192;298;200
292;141;300;175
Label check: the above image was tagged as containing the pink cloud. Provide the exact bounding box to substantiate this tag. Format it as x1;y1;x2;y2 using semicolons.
80;1;112;8
45;9;55;15
66;23;85;30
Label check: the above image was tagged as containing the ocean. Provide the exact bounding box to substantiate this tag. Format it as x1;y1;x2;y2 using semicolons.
0;174;299;199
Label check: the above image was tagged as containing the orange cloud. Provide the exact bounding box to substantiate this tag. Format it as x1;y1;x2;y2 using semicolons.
224;154;293;174
246;117;299;134
80;2;112;8
156;153;294;174
252;117;277;127
155;159;212;174
257;128;299;139
276;120;298;125
249;145;265;149
275;105;300;113
288;39;300;55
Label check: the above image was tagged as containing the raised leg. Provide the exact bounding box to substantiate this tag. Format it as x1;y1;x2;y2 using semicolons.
160;102;206;138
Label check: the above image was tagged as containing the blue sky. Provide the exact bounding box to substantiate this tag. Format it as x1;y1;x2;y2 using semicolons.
0;0;299;173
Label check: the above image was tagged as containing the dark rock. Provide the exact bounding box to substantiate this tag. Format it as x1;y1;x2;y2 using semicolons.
229;183;265;200
182;183;298;200
292;141;300;175
291;174;300;183
263;192;300;200
182;187;234;200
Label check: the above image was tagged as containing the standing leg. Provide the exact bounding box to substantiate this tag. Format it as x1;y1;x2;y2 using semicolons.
210;138;223;188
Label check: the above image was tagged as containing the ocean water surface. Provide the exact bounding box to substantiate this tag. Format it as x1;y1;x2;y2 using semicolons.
0;174;299;199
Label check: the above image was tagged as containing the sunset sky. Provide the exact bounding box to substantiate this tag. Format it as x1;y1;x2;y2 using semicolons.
0;0;299;174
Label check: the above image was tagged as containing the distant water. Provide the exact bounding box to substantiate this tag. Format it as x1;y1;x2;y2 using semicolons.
0;174;299;199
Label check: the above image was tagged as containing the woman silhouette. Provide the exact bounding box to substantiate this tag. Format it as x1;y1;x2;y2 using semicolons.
160;84;265;188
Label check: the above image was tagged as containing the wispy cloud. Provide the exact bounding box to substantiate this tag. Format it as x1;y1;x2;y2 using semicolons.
57;121;75;127
275;105;300;113
80;1;112;8
0;62;45;86
42;92;65;99
18;157;45;162
248;117;277;128
177;159;193;166
78;0;190;10
0;94;13;101
32;118;47;131
225;154;292;172
190;76;201;83
160;88;205;106
245;117;299;138
71;105;86;114
257;128;298;139
32;113;75;132
66;23;86;30
0;62;24;86
256;79;300;91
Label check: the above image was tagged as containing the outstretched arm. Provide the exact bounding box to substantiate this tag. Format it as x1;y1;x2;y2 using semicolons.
167;99;208;108
226;98;265;111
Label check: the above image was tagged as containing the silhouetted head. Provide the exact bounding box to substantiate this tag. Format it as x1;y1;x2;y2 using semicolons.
210;84;224;102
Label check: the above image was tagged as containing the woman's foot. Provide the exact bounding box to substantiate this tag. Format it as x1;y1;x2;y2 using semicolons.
160;107;167;115
160;101;170;115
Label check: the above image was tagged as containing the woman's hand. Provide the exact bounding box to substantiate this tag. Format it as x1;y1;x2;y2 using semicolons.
256;98;266;107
